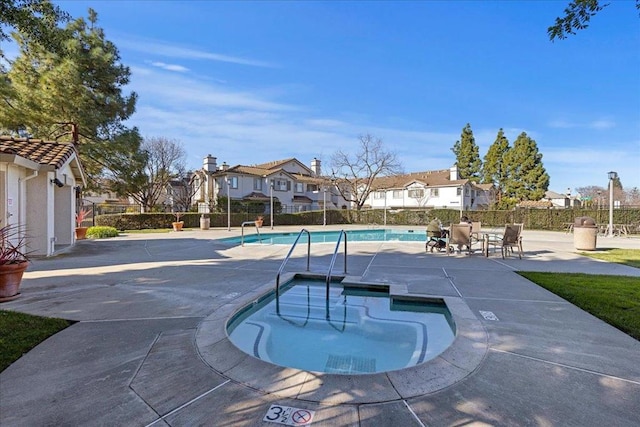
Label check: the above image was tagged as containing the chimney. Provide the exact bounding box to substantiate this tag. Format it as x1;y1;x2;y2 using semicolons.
311;158;321;176
221;162;229;171
450;165;459;181
203;154;217;173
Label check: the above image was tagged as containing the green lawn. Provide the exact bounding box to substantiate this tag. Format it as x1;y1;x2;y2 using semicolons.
0;310;73;372
519;272;640;341
579;248;640;269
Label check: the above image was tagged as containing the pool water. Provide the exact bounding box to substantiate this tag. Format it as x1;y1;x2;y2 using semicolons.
219;228;425;245
227;279;455;374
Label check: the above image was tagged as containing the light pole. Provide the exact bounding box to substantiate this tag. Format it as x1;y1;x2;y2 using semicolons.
269;179;274;229
226;178;231;231
323;185;327;226
608;171;617;237
383;190;387;226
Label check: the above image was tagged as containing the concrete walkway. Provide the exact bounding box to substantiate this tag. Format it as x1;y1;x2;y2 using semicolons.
1;226;639;426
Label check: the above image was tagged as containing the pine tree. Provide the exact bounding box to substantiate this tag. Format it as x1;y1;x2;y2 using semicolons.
481;128;510;207
503;132;550;203
482;129;510;185
0;8;137;181
451;123;482;181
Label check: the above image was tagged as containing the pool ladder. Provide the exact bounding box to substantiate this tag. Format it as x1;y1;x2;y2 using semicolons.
240;221;262;246
275;229;348;316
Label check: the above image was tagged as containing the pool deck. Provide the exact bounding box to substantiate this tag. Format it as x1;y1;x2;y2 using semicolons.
1;226;639;426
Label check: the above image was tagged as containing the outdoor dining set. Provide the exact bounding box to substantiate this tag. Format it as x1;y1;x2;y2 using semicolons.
426;220;523;259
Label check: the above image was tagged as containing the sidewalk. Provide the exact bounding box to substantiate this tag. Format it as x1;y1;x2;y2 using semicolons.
1;227;639;426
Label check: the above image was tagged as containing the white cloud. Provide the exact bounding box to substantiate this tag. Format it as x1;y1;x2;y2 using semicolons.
115;35;275;68
150;61;189;73
589;119;616;130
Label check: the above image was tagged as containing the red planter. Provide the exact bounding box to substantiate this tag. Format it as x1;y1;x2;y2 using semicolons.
0;261;28;302
75;227;89;240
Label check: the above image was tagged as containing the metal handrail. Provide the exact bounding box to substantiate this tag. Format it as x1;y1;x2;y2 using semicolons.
240;221;262;246
275;229;311;314
325;230;347;318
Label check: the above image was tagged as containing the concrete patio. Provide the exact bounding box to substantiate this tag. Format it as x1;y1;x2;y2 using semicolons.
1;226;639;426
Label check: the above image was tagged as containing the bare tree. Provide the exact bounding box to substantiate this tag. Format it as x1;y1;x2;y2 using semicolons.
331;134;403;211
126;137;186;211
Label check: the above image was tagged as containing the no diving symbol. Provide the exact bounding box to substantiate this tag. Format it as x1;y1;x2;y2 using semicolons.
264;404;315;426
292;409;312;425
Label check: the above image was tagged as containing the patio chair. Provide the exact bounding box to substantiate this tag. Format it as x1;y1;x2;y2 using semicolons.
484;224;523;259
471;221;482;246
447;223;472;255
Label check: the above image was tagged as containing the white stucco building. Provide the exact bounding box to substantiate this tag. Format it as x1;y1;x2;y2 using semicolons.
0;136;86;256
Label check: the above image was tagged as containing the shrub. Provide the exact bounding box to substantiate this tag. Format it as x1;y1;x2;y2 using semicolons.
86;226;119;239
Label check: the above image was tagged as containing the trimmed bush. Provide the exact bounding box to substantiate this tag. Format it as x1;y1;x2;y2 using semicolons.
86;226;119;239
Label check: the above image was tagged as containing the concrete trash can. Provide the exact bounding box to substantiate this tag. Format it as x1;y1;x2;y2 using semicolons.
573;216;597;250
200;215;210;230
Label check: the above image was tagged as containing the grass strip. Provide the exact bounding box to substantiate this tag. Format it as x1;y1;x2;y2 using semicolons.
579;248;640;269
519;272;640;341
0;310;73;372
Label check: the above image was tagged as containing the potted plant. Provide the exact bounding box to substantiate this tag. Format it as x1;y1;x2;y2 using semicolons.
75;208;90;240
172;213;184;231
0;224;30;302
255;215;264;228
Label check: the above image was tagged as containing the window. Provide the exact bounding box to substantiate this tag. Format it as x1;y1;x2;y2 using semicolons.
374;191;385;199
254;178;262;191
392;190;402;199
295;182;304;193
230;176;238;189
274;179;289;191
408;189;424;198
431;188;439;197
457;187;462;196
307;184;318;192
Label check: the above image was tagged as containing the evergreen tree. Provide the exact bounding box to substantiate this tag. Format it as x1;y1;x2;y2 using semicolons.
451;123;481;181
503;132;550;204
482;128;510;185
0;8;137;182
482;128;510;207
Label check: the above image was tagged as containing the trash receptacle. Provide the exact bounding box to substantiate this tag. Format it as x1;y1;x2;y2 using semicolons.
574;216;597;250
200;215;210;230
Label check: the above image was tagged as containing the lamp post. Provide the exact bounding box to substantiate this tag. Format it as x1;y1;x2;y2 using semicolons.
383;190;387;226
269;179;274;229
608;171;617;237
226;178;231;231
323;185;327;226
460;185;464;220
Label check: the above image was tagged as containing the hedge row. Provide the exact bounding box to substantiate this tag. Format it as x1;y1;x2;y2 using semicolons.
95;208;640;232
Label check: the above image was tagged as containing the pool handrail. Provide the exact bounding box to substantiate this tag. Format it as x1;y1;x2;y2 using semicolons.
325;229;348;318
240;221;262;246
275;229;311;313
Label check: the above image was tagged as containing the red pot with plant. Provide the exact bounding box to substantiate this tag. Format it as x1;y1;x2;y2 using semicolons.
75;208;90;240
0;225;30;302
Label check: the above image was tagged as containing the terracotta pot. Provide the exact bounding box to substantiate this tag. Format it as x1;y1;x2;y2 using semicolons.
0;261;28;302
75;227;89;240
172;221;184;232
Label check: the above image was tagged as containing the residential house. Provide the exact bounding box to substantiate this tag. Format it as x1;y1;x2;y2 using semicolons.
362;166;494;211
190;155;348;214
543;190;582;208
0;136;86;256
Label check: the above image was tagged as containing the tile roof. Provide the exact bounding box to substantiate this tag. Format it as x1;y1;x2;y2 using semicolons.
371;169;466;190
252;158;297;170
0;135;79;169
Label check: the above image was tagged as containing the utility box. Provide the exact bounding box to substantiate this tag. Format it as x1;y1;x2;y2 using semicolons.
574;216;597;250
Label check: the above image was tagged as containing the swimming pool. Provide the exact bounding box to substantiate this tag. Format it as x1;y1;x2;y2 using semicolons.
219;228;426;245
226;277;456;374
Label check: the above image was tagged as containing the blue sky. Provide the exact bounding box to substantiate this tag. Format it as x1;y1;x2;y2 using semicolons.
54;1;639;194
